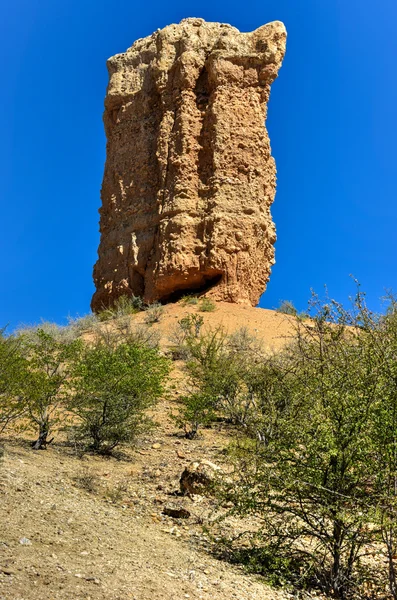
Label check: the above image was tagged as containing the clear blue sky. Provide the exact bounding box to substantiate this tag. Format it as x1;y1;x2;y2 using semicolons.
1;0;396;328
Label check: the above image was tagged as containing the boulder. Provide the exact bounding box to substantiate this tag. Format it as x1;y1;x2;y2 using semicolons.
180;459;221;496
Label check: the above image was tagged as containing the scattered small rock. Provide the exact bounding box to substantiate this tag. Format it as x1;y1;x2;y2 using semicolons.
19;537;32;546
0;567;16;576
152;443;161;449
180;460;221;496
162;506;191;519
85;576;100;584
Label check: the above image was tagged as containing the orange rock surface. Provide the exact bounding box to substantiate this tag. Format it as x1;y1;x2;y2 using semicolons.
92;18;286;311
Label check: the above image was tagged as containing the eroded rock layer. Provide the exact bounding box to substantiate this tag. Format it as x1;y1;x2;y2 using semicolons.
92;18;286;310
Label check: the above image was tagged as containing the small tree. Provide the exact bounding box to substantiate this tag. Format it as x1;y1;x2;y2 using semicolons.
70;339;169;454
276;300;298;316
144;302;164;325
169;314;204;360
176;327;228;437
326;289;397;598
198;298;216;312
17;328;82;449
368;297;397;599
177;325;267;437
221;291;382;598
97;294;143;322
0;329;26;434
177;391;217;439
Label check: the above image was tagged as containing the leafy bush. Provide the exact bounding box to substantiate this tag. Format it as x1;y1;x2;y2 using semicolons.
217;289;390;598
173;286;397;597
198;298;216;312
97;295;143;321
176;391;217;439
144;302;164;324
173;327;225;437
16;320;79;343
0;328;26;434
176;325;267;437
69;339;169;454
0;312;168;457
180;294;199;306
67;313;99;336
73;469;100;493
182;314;205;336
93;317;161;349
16;328;82;449
366;295;397;599
275;299;297;316
168;314;204;360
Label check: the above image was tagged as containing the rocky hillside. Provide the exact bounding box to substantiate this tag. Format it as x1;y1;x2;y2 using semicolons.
0;303;309;600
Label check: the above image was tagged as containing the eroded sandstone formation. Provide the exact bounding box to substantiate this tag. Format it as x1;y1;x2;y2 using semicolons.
92;18;286;310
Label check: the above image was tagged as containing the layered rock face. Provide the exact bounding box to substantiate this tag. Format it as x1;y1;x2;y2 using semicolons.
92;18;286;310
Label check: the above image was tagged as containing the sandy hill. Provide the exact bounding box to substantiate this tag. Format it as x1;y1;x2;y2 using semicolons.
124;300;295;352
0;303;314;600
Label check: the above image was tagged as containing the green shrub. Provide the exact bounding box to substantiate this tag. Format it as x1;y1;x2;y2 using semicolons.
198;298;216;312
275;300;298;316
218;290;385;598
0;328;26;434
174;327;225;437
69;339;169;454
98;295;143;321
179;314;204;338
67;313;99;336
180;294;199;306
144;302;164;325
176;323;269;437
16;328;82;449
175;392;217;439
168;314;204;360
175;325;265;437
368;295;397;599
73;469;100;494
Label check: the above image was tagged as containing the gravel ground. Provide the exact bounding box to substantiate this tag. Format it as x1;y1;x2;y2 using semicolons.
0;304;325;600
0;436;296;600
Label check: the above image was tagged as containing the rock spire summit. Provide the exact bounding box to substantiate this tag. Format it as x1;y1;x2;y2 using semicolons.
92;18;286;310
